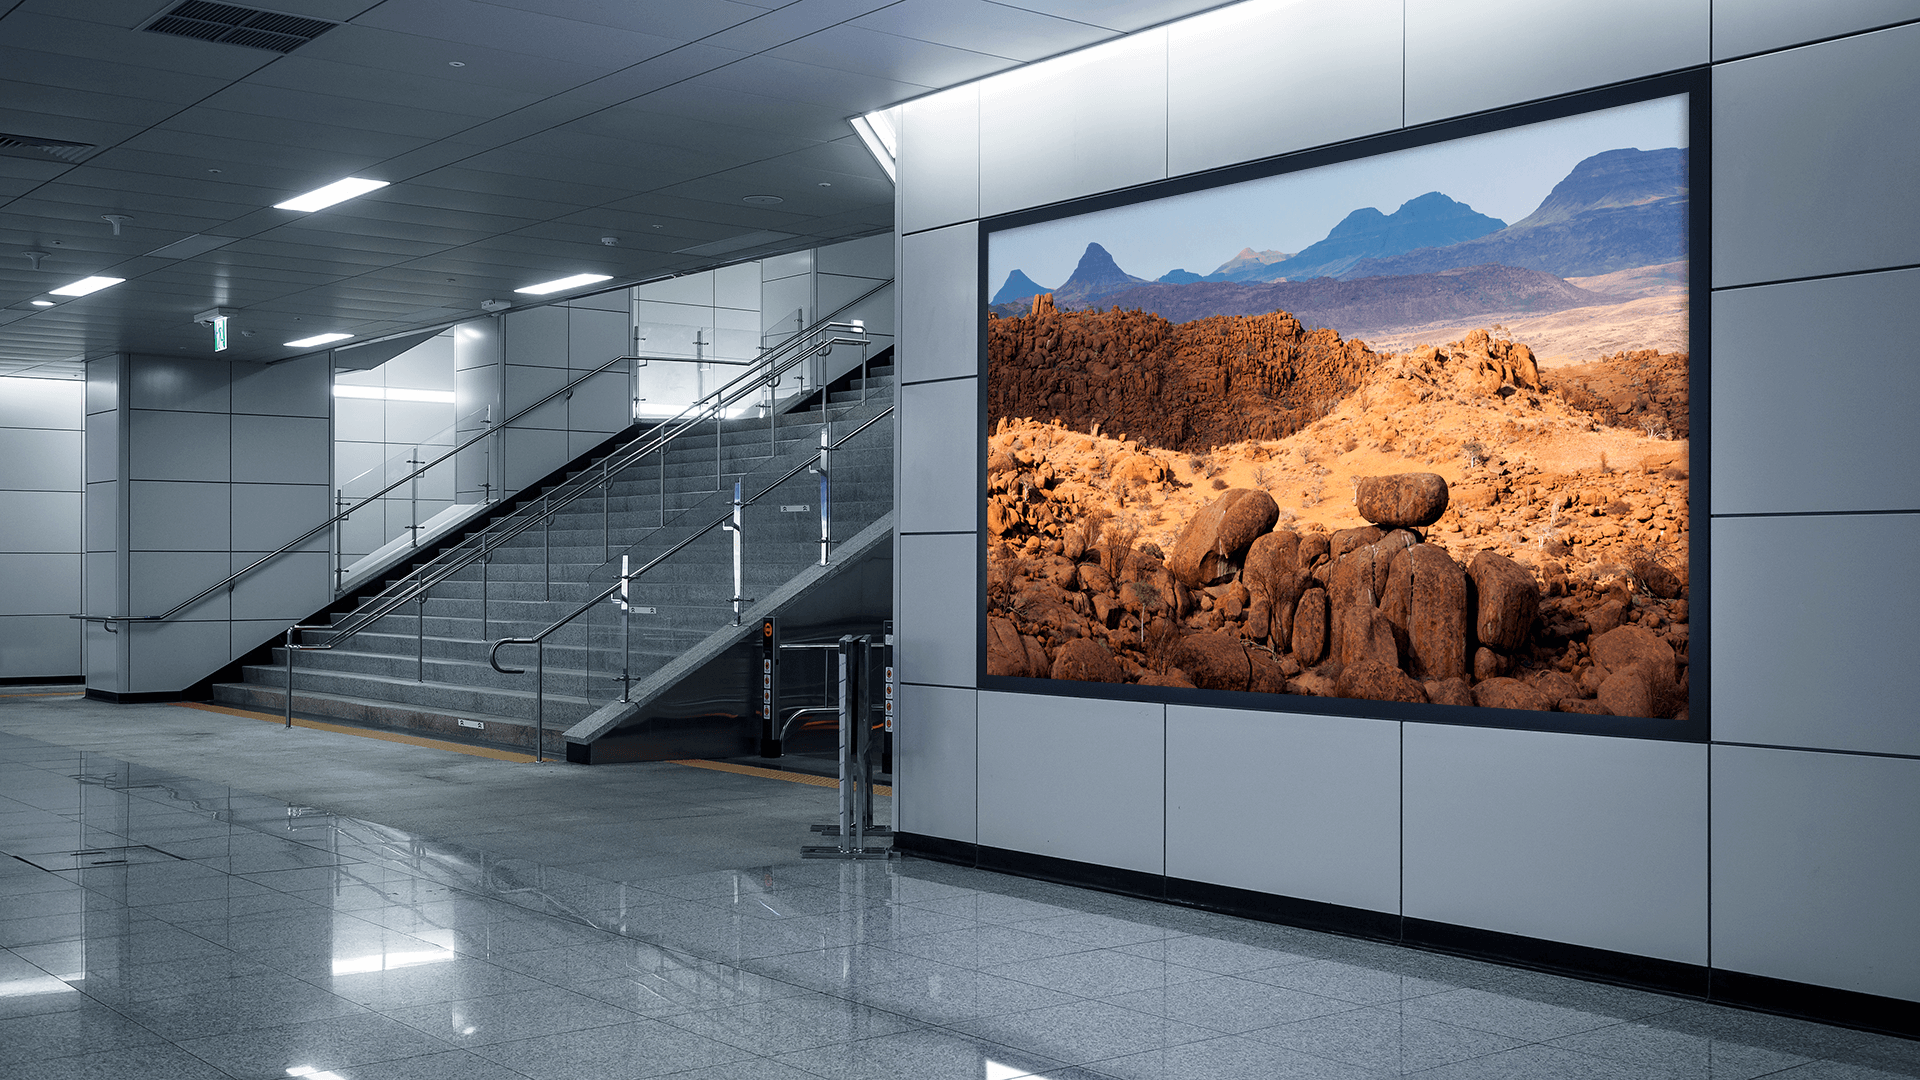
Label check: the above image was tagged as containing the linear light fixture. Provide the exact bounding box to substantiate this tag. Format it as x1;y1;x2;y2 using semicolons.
274;177;389;212
285;332;353;348
332;384;455;403
30;300;54;306
515;273;612;295
849;110;896;182
49;276;124;297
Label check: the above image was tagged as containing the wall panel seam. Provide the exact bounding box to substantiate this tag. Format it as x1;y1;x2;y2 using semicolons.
1712;740;1920;763
1712;509;1920;519
1710;262;1920;291
1711;17;1920;65
900;373;979;388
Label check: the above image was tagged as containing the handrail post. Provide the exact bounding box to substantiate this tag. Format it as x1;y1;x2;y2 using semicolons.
619;554;631;702
284;626;295;728
535;642;545;763
417;589;425;682
818;428;831;566
480;534;489;638
601;457;610;563
542;494;550;601
333;489;345;594
409;445;422;547
728;480;745;627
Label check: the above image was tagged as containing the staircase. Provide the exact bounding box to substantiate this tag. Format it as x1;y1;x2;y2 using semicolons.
212;359;895;757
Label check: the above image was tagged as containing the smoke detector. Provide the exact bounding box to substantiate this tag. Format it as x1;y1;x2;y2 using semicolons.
480;299;511;313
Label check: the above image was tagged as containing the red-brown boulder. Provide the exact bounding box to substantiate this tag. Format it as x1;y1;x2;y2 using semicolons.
1355;473;1450;528
1050;638;1125;683
1338;659;1428;703
1243;530;1300;605
1175;631;1252;691
1472;677;1551;712
1382;544;1470;680
1597;668;1654;717
1426;678;1474;707
1168;489;1280;587
1467;551;1540;652
1331;526;1384;560
986;617;1037;678
1293;587;1329;665
1589;625;1676;691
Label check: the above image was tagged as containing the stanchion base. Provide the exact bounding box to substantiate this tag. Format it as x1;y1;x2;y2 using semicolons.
809;824;892;836
800;846;894;860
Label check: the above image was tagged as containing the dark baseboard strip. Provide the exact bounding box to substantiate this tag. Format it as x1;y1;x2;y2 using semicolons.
892;832;1919;1041
1400;916;1708;998
1711;968;1920;1041
1167;877;1401;941
0;675;82;687
85;688;193;704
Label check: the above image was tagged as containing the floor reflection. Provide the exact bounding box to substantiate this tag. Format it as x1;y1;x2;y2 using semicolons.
0;728;1913;1080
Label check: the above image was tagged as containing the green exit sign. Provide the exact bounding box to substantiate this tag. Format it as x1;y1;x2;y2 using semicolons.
213;316;228;352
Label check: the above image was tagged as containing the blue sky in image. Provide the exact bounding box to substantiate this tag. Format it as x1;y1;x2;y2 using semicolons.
988;95;1689;291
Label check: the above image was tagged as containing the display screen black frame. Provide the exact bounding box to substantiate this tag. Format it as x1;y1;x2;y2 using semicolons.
976;70;1710;743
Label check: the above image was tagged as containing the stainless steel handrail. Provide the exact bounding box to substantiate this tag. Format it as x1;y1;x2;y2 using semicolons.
278;278;891;653
292;330;874;656
487;404;893;677
70;349;638;626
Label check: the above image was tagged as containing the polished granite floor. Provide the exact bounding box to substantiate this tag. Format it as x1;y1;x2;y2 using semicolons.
1;692;1916;1080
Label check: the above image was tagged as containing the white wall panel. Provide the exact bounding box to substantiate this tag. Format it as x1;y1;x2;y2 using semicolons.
125;619;229;693
898;377;978;535
567;369;632;435
126;551;230;622
977;691;1165;874
503;305;571;368
1166;706;1399;913
86;359;118;415
895;531;976;688
568;306;629;371
0;427;82;491
233;415;328;486
899;223;978;385
1712;269;1920;514
0;616;80;679
899;84;979;234
1712;0;1920;60
502;364;569;428
979;30;1168;217
896;682;977;843
129;357;230;413
129;410;230;483
0;554;80;614
1167;0;1403;176
1405;0;1709;126
635;273;714;307
232;355;328;416
0;377;83;428
1403;725;1708;965
84;416;118;485
128;481;227;553
0;491;83;553
502;427;570;492
1714;24;1920;286
1712;745;1920;1001
817;233;894;278
231;485;329;552
85;483;118;554
714;262;761;311
83;620;120;692
230;551;330;622
1712;513;1920;756
83;552;118;616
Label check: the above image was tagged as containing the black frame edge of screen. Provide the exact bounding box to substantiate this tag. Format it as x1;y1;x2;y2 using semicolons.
972;67;1712;743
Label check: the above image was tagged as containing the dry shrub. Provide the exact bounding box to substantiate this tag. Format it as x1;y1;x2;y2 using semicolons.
1099;516;1140;578
1210;477;1228;490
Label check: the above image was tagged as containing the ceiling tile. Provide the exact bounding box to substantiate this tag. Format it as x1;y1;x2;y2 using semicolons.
852;0;1114;61
769;25;1019;87
353;0;687;69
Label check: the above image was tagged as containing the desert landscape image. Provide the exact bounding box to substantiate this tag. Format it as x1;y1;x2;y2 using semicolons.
984;96;1692;719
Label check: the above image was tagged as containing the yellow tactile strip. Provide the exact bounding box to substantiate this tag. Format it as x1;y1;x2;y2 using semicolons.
176;702;541;763
670;757;892;796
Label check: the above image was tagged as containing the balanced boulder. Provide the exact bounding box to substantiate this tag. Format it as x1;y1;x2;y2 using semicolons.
1355;473;1450;528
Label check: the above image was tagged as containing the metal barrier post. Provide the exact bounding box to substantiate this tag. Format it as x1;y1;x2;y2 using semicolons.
284;626;295;728
416;590;425;681
817;428;830;566
535;642;545;763
803;634;889;859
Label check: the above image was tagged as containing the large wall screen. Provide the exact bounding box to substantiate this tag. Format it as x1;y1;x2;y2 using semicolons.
982;78;1705;738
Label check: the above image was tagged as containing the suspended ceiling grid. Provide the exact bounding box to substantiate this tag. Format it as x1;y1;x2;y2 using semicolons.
0;0;1240;378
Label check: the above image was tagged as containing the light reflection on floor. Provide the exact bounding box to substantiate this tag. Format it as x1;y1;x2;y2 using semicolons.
0;727;1913;1080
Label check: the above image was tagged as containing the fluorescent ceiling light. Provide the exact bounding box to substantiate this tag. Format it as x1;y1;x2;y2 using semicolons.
285;332;353;348
850;111;896;182
515;273;612;295
332;384;455;404
49;276;124;297
30;300;54;306
274;177;390;212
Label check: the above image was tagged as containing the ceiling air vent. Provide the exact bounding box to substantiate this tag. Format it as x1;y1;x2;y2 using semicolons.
0;133;98;164
144;2;337;53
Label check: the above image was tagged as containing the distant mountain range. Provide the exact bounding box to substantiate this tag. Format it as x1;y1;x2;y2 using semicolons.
1340;148;1688;280
1097;264;1621;335
989;145;1688;324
